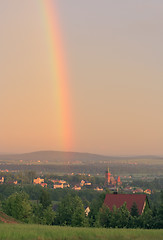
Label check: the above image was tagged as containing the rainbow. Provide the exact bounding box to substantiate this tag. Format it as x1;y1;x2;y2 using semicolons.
40;1;73;151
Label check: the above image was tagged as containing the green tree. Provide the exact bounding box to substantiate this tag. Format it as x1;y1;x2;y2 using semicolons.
110;205;118;228
155;191;163;228
140;209;154;229
3;192;32;222
40;189;51;209
42;205;55;225
157;204;163;228
97;204;112;228
55;194;73;225
117;203;130;228
88;192;106;227
131;202;139;217
55;194;87;227
31;203;44;224
71;196;87;227
31;202;55;225
109;203;130;228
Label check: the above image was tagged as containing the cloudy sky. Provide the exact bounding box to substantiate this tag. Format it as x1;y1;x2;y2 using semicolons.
0;0;163;155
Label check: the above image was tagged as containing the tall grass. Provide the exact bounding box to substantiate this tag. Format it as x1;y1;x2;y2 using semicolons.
0;224;163;240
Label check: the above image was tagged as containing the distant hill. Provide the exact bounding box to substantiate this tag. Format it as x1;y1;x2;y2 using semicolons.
0;151;109;163
0;151;162;165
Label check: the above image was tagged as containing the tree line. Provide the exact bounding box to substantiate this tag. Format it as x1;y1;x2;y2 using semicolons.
1;190;163;228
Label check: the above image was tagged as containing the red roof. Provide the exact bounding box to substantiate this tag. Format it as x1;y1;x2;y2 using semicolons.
104;194;147;215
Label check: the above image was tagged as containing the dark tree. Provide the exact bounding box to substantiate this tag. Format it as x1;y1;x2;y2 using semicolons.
88;192;106;227
156;191;163;228
97;205;112;228
40;189;51;209
131;202;139;217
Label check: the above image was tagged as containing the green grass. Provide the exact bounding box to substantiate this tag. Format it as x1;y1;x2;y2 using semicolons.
0;224;162;240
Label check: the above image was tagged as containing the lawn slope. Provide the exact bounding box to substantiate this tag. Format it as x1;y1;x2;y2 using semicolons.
0;224;162;240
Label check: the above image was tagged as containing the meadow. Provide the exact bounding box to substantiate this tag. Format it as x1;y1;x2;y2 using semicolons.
0;224;162;240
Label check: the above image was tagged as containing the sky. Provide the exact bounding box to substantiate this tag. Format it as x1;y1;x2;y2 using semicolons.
0;0;163;155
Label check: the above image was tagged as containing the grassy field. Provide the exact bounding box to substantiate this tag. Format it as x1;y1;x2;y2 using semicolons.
0;224;162;240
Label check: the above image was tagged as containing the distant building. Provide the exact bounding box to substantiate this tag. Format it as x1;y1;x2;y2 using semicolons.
40;183;47;188
33;178;44;184
64;183;70;188
80;180;85;186
51;179;67;184
0;169;8;172
94;187;103;191
133;188;144;194
53;183;64;189
6;181;18;185
85;181;92;186
0;177;4;184
110;176;116;186
72;185;81;190
80;180;91;187
144;189;151;195
124;186;133;192
117;176;122;186
53;182;70;189
105;167;121;187
105;167;112;185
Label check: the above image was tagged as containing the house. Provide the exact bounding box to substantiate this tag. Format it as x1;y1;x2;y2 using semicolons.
144;189;151;195
0;169;9;172
85;207;90;216
33;177;44;184
72;185;81;190
0;177;4;184
94;187;103;191
85;181;92;186
124;186;133;192
6;181;18;185
63;183;70;188
133;188;144;194
40;183;47;188
80;180;85;186
80;180;91;187
53;183;64;189
104;193;149;215
53;182;70;189
51;179;67;184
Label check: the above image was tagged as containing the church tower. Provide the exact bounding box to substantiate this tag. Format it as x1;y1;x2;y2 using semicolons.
105;167;111;185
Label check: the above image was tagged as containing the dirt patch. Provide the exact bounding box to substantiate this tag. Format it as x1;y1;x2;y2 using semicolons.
0;211;18;224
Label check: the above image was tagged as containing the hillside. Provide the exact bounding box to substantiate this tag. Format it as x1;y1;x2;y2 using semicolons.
0;151;162;165
0;211;19;224
0;151;109;163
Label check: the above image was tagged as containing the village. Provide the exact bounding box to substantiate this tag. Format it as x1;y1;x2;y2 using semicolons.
0;167;152;195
